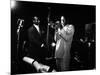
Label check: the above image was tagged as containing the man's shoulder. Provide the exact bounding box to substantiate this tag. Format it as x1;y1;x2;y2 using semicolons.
28;26;35;31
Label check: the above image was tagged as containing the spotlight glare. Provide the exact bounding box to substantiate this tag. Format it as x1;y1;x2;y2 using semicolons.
11;0;16;9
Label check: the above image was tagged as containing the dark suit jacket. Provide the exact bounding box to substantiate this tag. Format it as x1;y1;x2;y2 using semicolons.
26;25;47;62
18;25;56;73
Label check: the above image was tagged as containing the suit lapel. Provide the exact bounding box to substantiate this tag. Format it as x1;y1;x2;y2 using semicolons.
33;25;41;36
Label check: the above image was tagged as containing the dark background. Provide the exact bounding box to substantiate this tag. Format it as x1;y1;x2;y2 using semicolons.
11;1;96;74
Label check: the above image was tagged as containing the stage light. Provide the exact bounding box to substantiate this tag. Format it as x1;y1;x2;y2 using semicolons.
11;0;16;9
51;42;56;47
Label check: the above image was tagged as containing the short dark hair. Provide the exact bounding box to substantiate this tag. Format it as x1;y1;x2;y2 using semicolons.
32;16;39;20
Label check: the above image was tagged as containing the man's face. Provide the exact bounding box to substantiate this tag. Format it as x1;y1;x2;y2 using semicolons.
33;16;40;25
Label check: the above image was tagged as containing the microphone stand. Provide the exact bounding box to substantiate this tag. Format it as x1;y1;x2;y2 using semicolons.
46;7;51;52
16;19;24;61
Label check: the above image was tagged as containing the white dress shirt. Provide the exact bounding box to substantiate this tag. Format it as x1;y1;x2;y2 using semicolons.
34;24;40;33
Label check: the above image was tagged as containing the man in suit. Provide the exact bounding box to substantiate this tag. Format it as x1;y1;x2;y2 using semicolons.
22;16;50;73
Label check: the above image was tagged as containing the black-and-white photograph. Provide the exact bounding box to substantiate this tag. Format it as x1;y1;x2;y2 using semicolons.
11;0;96;74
